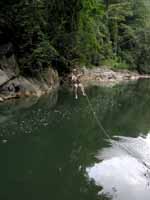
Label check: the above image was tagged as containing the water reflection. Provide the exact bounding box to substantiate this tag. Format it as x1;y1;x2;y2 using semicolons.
1;80;150;200
87;134;150;200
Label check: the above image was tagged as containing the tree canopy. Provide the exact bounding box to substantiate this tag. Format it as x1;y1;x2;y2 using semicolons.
0;0;150;74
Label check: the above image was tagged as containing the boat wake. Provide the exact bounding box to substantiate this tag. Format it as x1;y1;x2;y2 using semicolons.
86;134;150;200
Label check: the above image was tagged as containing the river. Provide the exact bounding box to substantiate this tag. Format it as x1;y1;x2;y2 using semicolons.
0;79;150;200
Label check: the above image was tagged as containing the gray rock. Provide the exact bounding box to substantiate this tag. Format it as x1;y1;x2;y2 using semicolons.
0;43;59;102
0;68;59;101
0;69;9;85
80;67;149;87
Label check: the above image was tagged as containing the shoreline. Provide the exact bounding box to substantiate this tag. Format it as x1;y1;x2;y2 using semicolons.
80;68;150;87
0;67;59;102
1;67;150;102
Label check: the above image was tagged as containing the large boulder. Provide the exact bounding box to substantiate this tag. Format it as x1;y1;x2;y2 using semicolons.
0;69;10;86
0;42;59;102
0;43;19;88
0;67;59;101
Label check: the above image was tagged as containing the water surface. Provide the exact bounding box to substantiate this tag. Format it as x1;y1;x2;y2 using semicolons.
1;79;150;200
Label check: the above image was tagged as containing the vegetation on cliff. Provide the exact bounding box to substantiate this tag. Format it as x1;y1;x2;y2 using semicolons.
0;0;150;75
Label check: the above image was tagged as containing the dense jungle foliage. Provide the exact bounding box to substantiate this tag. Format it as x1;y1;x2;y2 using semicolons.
0;0;150;75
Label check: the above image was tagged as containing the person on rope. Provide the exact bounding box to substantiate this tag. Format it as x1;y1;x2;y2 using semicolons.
71;68;86;99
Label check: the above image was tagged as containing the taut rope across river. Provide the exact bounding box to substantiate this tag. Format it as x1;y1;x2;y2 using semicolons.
84;91;150;173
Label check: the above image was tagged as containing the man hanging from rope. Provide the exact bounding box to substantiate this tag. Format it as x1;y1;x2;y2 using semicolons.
71;68;86;99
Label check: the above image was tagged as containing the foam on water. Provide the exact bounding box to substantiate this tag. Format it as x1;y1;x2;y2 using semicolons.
86;134;150;200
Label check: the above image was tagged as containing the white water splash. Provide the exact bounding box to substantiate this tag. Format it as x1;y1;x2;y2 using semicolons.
86;134;150;200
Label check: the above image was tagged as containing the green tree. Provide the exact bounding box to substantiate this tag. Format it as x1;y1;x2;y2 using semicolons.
1;0;150;74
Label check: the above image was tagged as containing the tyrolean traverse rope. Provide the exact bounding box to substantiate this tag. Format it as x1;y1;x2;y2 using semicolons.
85;93;150;172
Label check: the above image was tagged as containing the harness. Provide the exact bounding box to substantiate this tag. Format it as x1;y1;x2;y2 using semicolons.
71;75;80;84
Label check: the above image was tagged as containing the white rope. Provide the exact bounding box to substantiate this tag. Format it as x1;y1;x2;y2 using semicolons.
85;93;150;171
85;94;111;140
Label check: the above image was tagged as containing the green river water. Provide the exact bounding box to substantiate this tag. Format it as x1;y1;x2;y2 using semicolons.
1;79;150;200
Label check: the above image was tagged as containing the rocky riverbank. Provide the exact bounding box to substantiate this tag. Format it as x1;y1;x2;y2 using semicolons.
0;50;150;103
0;53;59;102
80;68;150;87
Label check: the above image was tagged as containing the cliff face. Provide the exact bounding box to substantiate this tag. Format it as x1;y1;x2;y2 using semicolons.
0;43;59;102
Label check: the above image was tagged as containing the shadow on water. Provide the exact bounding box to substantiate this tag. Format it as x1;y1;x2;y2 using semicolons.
0;79;150;199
